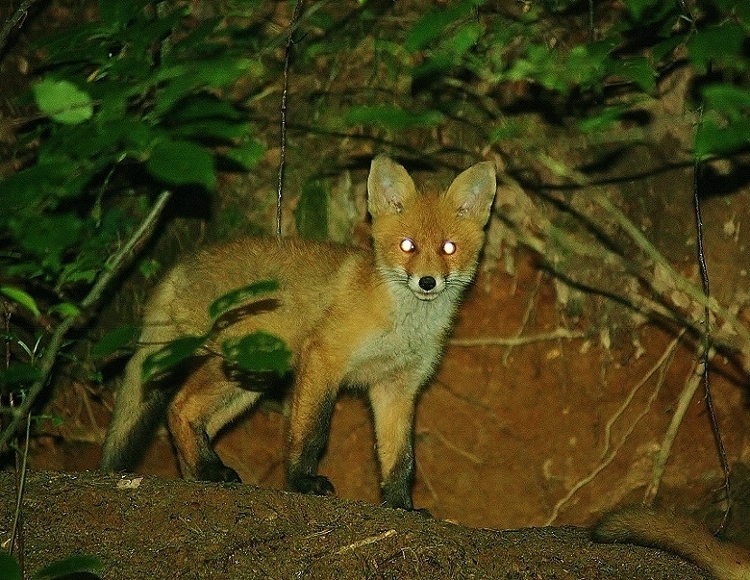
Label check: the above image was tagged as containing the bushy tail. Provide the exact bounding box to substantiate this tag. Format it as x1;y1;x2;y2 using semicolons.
593;505;750;580
100;347;172;472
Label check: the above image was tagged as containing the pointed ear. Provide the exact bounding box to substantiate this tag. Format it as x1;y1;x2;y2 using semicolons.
367;155;417;217
444;161;496;226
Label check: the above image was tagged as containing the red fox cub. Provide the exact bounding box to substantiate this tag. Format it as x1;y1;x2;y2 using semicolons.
100;155;496;510
593;505;750;580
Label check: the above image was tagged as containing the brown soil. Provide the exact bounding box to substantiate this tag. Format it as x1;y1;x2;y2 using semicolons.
0;470;711;579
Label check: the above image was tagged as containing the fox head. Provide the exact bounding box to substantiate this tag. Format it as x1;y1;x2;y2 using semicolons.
367;155;496;302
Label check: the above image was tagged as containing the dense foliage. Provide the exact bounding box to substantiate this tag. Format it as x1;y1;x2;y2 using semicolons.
1;0;748;455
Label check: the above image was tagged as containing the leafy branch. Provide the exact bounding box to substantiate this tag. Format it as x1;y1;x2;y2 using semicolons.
0;190;171;454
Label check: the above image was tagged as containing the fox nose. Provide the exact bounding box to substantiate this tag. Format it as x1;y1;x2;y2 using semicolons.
418;276;437;291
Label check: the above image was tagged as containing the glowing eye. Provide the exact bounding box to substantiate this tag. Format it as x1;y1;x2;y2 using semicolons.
400;238;416;253
442;241;457;255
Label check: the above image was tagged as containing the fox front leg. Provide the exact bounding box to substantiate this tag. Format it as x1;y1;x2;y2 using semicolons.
368;380;420;510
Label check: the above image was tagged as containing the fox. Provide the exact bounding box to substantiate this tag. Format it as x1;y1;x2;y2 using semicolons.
100;155;497;510
593;505;750;580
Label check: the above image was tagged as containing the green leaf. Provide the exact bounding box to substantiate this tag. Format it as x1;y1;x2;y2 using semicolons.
694;117;750;159
0;286;41;317
154;59;261;117
0;363;44;388
578;104;630;132
650;35;683;64
168;120;246;141
711;0;750;24
405;0;482;52
32;554;103;580
168;95;246;122
146;140;216;189
91;326;141;359
98;0;147;28
33;79;94;125
702;84;750;120
614;56;656;94
138;258;162;279
623;0;662;21
0;552;21;580
208;280;280;320
343;105;444;130
296;180;329;241
11;214;84;274
222;331;292;375
445;21;483;57
142;335;207;382
224;140;265;170
48;302;82;319
687;23;747;73
487;121;520;144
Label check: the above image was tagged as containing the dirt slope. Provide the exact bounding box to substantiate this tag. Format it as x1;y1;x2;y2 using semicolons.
0;470;710;579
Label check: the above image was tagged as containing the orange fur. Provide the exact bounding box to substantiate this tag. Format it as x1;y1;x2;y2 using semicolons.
100;156;496;509
594;505;750;580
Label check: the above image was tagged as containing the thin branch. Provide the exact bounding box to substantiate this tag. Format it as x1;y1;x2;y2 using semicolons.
9;407;31;564
276;0;306;237
692;121;731;532
0;0;43;57
334;529;397;555
0;190;172;454
536;154;750;352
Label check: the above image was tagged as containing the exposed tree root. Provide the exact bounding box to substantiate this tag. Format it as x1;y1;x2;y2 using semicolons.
644;345;716;505
544;333;682;525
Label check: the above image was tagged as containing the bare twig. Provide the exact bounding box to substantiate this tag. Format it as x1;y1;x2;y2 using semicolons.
0;190;172;454
334;529;397;555
692;130;731;532
535;154;750;354
0;0;43;57
276;0;306;237
9;407;31;565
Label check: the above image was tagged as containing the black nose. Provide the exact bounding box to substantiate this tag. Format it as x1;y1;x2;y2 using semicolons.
418;276;437;291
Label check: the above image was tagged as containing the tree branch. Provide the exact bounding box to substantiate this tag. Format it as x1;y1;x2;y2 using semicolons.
0;0;43;57
0;190;172;453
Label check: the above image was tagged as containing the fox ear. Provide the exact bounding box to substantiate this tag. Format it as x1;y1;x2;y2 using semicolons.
367;155;417;217
444;161;496;226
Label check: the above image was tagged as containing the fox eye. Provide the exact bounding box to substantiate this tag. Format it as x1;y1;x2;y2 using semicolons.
400;238;416;253
442;241;457;255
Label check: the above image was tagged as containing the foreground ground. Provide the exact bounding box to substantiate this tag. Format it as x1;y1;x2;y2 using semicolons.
0;470;710;579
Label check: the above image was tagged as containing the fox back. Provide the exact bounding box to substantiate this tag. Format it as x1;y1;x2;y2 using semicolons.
100;155;496;510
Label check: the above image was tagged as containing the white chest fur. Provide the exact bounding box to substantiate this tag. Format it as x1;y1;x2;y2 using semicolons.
342;284;460;390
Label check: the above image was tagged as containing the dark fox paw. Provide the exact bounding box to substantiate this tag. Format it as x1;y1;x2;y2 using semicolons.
288;473;336;497
197;460;241;483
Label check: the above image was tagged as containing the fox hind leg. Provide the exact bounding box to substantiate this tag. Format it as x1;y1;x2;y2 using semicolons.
285;345;340;497
285;389;337;497
167;356;262;482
